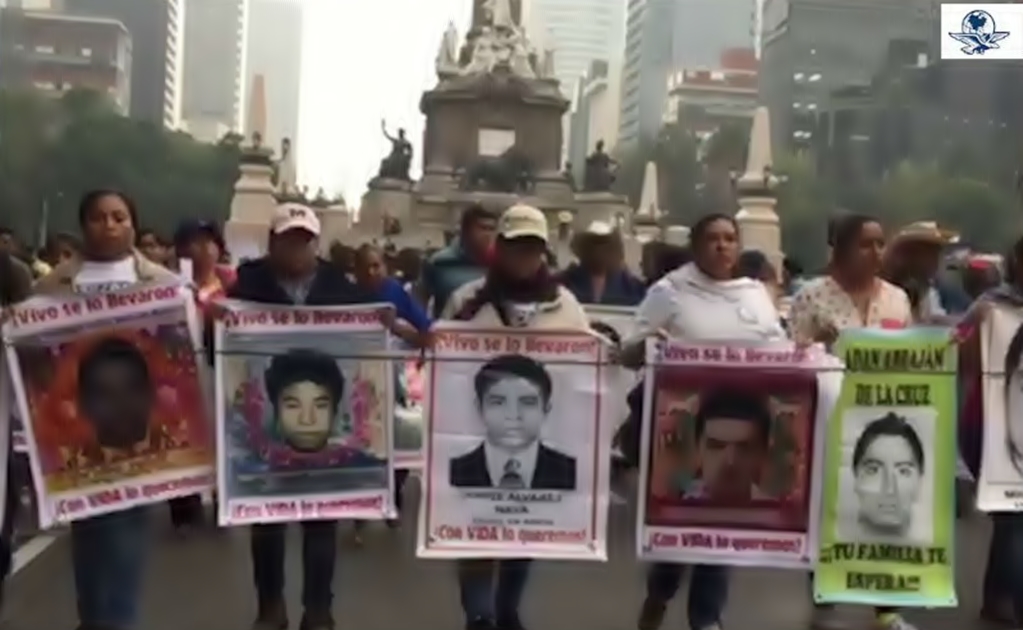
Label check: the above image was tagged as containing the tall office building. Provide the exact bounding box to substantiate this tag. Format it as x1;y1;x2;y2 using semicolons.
63;0;183;127
618;0;756;148
758;0;933;151
526;0;625;99
245;0;301;152
180;0;247;142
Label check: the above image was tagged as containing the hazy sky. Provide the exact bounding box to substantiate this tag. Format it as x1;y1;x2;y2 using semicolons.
294;0;473;206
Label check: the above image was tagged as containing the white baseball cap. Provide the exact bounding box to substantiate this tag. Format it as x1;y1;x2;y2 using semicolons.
498;204;548;243
271;203;321;236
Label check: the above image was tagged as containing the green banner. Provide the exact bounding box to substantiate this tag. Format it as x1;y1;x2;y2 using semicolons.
814;328;957;607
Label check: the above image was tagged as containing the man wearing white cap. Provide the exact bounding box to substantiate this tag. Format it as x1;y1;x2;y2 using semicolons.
224;202;408;630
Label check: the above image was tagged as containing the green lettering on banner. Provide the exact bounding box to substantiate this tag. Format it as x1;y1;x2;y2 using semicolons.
813;329;958;607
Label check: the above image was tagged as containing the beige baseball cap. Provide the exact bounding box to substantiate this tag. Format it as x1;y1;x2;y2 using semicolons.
498;204;548;242
271;203;321;236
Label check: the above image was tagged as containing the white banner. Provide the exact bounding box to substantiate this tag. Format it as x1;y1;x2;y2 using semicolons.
978;306;1023;510
417;324;613;560
2;283;213;528
636;339;839;568
215;301;396;524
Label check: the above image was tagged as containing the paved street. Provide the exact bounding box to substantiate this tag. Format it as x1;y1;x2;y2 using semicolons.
0;478;999;630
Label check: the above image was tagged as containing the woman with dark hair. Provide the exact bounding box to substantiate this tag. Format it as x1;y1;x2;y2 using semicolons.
789;215;918;630
619;214;784;630
441;204;589;630
136;228;169;266
33;189;180;630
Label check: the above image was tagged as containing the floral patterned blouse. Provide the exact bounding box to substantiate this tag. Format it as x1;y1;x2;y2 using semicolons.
789;276;912;345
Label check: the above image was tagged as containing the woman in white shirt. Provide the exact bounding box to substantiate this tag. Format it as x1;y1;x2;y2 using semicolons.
623;214;784;630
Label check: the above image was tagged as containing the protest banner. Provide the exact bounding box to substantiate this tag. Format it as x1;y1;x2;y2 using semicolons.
583;305;639;454
417;324;612;560
978;306;1023;510
393;357;425;468
2;284;213;528
636;339;838;568
216;301;395;525
814;328;957;607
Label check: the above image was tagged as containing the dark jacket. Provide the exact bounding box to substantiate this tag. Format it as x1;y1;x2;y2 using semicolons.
420;243;486;318
559;264;646;307
0;254;33;306
228;257;373;305
448;442;577;491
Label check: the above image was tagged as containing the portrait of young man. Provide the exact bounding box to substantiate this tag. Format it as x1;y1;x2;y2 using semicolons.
263;349;346;453
850;412;925;539
683;390;774;502
76;336;156;462
449;354;576;491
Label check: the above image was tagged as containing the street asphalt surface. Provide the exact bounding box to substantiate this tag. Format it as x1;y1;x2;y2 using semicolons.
0;477;1001;630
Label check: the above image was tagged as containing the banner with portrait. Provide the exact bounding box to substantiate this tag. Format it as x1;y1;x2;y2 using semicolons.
978;306;1023;510
417;324;613;560
393;351;425;469
215;301;395;525
814;328;957;607
636;339;838;568
2;284;213;528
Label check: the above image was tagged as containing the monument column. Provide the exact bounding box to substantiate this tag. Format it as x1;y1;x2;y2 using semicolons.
735;106;783;271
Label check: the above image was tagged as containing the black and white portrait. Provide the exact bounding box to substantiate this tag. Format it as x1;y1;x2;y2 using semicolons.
449;354;576;491
838;407;934;544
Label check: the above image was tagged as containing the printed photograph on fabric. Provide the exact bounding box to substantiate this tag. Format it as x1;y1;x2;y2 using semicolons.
394;358;424;456
991;308;1023;484
447;354;577;491
12;314;210;494
645;366;816;530
220;331;389;498
836;407;934;545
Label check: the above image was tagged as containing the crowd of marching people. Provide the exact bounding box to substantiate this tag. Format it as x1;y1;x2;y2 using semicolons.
0;188;1018;630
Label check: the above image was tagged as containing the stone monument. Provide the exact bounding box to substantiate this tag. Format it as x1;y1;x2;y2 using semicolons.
734;106;782;269
344;0;631;248
224;74;277;261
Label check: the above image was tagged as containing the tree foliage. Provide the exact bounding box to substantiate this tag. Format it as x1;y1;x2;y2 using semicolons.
616;115;1021;270
0;88;240;245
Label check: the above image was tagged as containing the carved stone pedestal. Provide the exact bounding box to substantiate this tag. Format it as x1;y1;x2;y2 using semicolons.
225;151;277;261
574;191;632;232
736;196;782;269
360;178;414;234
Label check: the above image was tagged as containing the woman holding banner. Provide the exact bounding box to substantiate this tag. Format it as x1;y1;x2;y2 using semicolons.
789;214;918;630
620;214;785;630
32;189;182;630
440;204;589;630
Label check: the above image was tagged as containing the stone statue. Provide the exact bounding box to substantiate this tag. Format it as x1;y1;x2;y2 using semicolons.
463;26;498;75
250;130;263;149
583;140;618;192
377;119;413;181
436;22;459;75
540;48;555;79
505;27;535;78
483;0;515;28
276;137;297;194
561;162;576;191
460;146;535;193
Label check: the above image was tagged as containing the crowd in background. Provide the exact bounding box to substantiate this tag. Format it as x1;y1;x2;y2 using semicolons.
0;192;1018;630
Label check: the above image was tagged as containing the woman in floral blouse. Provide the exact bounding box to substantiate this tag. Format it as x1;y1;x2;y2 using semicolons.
789;214;916;630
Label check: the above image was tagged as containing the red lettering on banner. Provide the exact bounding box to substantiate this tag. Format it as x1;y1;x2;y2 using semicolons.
468;525;499;541
435;525;464;540
86;489;123;507
524;337;597;355
14;306;60;326
233;504;264;519
103;286;177;310
648;531;803;554
265;501;299;518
